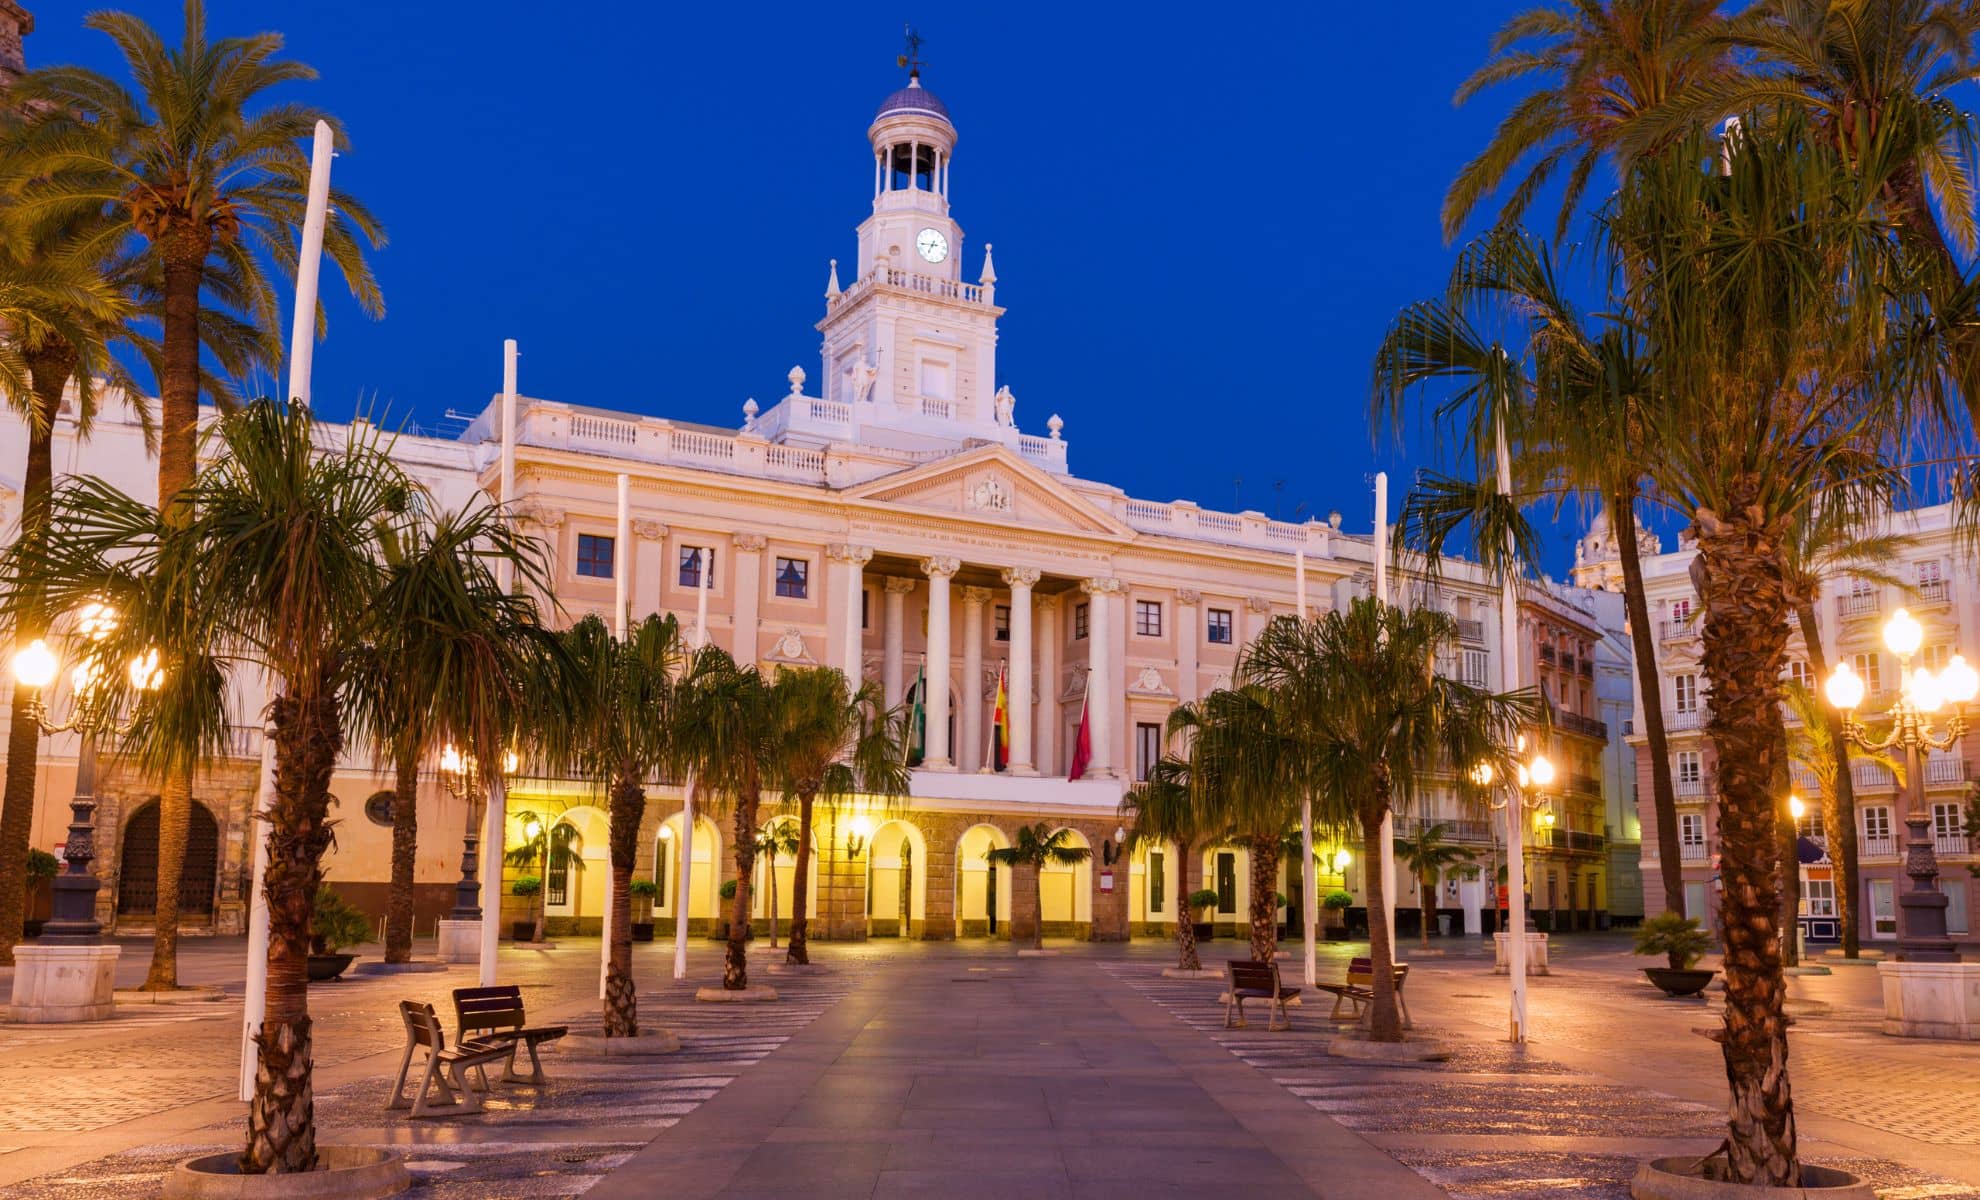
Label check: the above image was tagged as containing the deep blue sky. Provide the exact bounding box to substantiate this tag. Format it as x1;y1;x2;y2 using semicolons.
28;2;1603;571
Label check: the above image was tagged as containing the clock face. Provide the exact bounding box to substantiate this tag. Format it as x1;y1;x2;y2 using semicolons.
915;227;950;263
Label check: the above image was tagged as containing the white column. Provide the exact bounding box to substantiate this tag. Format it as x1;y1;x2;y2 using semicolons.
478;772;507;988
829;544;872;683
497;340;518;594
1081;578;1121;777
613;475;630;639
909;140;919;189
1037;598;1061;773
1002;568;1039;774
961;586;990;771
883;576;914;708
922;558;959;769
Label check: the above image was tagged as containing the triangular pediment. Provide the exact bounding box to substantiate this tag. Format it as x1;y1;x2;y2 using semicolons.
844;445;1128;537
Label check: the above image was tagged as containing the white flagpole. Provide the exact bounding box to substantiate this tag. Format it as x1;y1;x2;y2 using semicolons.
1373;473;1396;959
674;556;712;981
1496;415;1529;1042
602;474;630;1000
478;769;507;987
1296;549;1316;987
243;120;332;1100
497;341;518;594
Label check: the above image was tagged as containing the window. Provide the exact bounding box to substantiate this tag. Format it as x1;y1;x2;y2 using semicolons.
678;546;714;589
1670;598;1693;626
1941;879;1969;935
1074;603;1089;640
1852;652;1882;695
861;589;870;630
1460;649;1489;688
1870;879;1898;936
994;605;1010;643
1135;722;1161;782
547;834;572;907
575;533;615;579
1149;850;1165;915
1673;673;1698;713
1215;851;1237;914
1207;608;1234;645
1135;600;1162;637
1805;877;1836;918
1918;559;1945;601
1922;643;1952;674
1786;660;1813;691
1676;751;1702;788
1679;812;1705;850
1684;881;1709;922
1933;802;1963;841
774;556;809;599
1795;807;1822;840
655;837;669;901
1863;805;1892;843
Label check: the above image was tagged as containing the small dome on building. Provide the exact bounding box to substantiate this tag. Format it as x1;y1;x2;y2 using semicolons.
876;73;951;124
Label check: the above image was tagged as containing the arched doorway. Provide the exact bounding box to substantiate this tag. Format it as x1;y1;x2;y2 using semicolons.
865;819;926;937
653;810;725;930
117;799;220;921
1040;827;1093;936
955;823;1011;938
538;805;609;932
752;816;815;925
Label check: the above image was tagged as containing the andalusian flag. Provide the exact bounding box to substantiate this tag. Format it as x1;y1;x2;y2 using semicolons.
907;660;927;767
990;662;1010;772
1068;681;1093;780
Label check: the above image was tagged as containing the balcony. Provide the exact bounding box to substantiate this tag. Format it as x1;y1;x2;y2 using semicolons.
1559;653;1576;674
1406;816;1492;843
1659;618;1698;643
1936;833;1971;857
1676;777;1708;798
1839;591;1881;621
1925;755;1969;786
1578;658;1595;678
1566;771;1604;797
1539;827;1606;854
1916;578;1950;607
1851;761;1897;790
1679;842;1708;862
1862;836;1898;857
1455;618;1485;645
1559;711;1609;740
1539;645;1557;666
1665;707;1707;731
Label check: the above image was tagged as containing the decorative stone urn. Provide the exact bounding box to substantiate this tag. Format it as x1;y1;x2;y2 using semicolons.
1491;931;1550;975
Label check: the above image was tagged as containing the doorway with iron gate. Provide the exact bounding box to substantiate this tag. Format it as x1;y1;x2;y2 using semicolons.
116;798;220;926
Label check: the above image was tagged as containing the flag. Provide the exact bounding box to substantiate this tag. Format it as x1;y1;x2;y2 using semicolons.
990;662;1010;772
906;660;926;767
1067;682;1092;780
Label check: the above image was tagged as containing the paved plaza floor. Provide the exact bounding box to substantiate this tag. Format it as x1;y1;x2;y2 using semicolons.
3;933;1980;1197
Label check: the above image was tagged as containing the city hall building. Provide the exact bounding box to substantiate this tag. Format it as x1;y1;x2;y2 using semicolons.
2;68;1639;945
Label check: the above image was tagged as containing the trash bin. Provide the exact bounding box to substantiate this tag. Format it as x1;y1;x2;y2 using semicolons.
1436;914;1452;937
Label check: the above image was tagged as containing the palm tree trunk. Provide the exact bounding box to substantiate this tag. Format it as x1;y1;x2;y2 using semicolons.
785;792;814;964
1796;603;1858;958
1361;789;1403;1043
1175;838;1200;971
241;687;342;1174
767;850;779;948
1246;835;1280;963
0;362;61;967
604;770;643;1037
1615;486;1687;916
1030;862;1044;950
145;244;208;993
725;784;758;990
1420;872;1435;949
1695;502;1799;1187
383;746;419;963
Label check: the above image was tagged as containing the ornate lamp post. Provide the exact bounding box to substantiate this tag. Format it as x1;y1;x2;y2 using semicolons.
1475;739;1554;1042
1823;607;1977;962
438;743;518;920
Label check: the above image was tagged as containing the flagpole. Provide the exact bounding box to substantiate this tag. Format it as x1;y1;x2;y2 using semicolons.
674;556;711;982
1297;549;1316;988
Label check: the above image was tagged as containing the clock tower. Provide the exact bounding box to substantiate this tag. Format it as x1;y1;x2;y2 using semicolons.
817;67;1004;442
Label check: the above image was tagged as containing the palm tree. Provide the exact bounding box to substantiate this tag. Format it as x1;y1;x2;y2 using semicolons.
504;812;579;945
764;665;911;964
1374;228;1690;921
1393;822;1478;948
987;823;1092;951
343;503;549;965
674;647;776;991
8;2;383;987
1121;755;1213;971
1242;603;1536;1042
1445;0;1729;239
0;188;137;966
755;818;799;948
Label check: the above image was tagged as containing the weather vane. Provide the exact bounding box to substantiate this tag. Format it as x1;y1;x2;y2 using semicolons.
899;23;926;74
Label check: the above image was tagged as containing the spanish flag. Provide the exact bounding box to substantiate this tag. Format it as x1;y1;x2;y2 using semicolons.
990;662;1010;772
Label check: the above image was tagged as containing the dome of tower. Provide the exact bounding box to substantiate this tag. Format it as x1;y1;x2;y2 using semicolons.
875;74;951;124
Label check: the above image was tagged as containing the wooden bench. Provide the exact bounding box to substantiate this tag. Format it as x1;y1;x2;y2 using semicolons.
1225;959;1300;1031
453;984;568;1086
1314;956;1411;1028
387;1000;517;1117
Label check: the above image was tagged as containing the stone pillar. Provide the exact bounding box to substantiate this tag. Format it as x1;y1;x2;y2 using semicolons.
1002;568;1039;774
1093;822;1131;942
920;815;959;940
882;576;915;709
1037;598;1061;775
921;557;959;769
828;543;872;680
1011;862;1042;946
818;806;870;940
961;586;990;772
1176;589;1200;703
731;533;766;664
632;518;667;618
1080;578;1122;777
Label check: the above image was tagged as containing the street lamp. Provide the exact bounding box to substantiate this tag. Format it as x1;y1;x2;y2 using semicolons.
846;814;873;859
1824;607;1976;962
1477;739;1555;1042
8;606;160;943
438;743;506;920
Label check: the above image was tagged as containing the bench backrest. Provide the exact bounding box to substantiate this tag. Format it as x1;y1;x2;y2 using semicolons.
401;1000;445;1050
1227;959;1281;993
455;984;527;1037
1345;959;1409;987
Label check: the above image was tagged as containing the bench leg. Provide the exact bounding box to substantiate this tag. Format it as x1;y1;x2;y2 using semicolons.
503;1039;547;1085
1227;995;1247;1030
386;1040;418;1111
1399;992;1412;1031
410;1057;455;1119
448;1061;487;1114
1270;997;1289;1033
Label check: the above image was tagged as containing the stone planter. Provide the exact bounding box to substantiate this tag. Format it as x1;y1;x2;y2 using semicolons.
1492;931;1550;975
1643;967;1717;998
162;1146;409;1199
1192;922;1213;941
511;920;537;942
1877;960;1980;1039
631;922;655;943
1629;1157;1872;1199
305;953;355;983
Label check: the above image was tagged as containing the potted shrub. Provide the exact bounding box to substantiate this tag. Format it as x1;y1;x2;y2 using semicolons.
630;878;659;942
308;886;370;981
22;849;58;939
709;878;754;941
510;876;542;942
1187;889;1220;941
1635;911;1716;997
1323;889;1354;940
1275;891;1291;938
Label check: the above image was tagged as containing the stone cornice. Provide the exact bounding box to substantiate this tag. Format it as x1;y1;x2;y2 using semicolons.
883;575;919;595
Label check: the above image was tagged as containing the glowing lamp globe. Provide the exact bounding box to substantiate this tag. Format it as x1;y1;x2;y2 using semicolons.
71;661;99;694
75;600;117;640
1824;661;1864;712
1528;755;1556;788
1909;667;1945;714
12;639;57;689
1788;794;1805;820
523;817;542;841
658;824;674;841
128;648;163;691
1884;607;1923;658
1332;848;1351;871
502;750;520;774
849;815;874;840
1941;655;1979;706
1469;762;1495;788
439;744;463;774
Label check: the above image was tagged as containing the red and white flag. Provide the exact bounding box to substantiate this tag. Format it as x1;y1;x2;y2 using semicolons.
1067;683;1092;780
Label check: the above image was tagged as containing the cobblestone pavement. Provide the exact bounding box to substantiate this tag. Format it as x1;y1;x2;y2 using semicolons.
1101;944;1980;1200
0;941;843;1198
